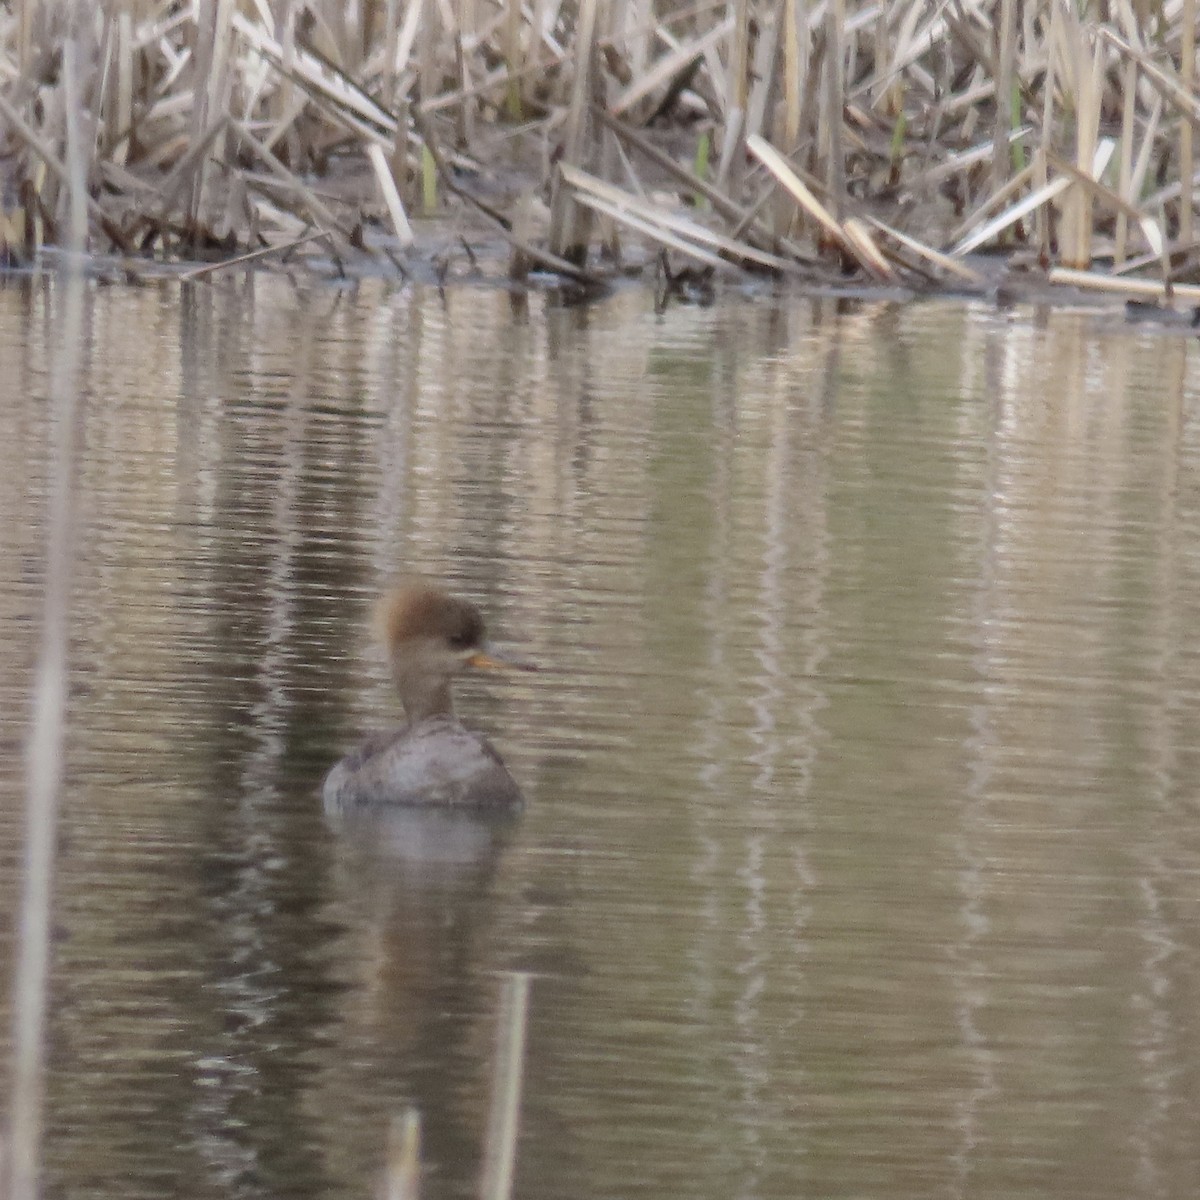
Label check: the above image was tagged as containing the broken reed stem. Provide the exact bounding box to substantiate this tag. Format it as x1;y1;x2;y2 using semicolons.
478;972;531;1200
177;231;329;280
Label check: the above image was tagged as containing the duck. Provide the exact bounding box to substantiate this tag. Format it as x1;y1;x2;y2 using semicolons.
323;582;532;813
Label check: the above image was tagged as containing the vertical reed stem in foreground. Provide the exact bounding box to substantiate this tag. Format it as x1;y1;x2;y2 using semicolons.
478;972;532;1200
8;40;88;1193
384;1108;423;1200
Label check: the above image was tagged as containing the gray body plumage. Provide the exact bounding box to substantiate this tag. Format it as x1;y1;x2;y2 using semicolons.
323;715;524;814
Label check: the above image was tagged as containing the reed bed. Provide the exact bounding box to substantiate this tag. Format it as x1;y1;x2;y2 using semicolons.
2;0;1200;299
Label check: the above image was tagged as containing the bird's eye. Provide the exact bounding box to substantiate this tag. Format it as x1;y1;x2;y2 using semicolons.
449;631;474;650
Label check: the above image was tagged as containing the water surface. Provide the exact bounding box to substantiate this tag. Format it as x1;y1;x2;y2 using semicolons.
1;275;1199;1200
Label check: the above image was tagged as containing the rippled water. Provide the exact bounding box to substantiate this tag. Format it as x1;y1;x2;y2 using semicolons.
2;274;1199;1200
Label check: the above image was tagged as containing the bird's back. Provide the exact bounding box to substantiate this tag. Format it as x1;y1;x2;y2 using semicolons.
323;716;524;814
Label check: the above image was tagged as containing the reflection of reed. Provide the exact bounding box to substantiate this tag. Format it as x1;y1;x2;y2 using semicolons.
679;301;841;1182
956;311;1196;1194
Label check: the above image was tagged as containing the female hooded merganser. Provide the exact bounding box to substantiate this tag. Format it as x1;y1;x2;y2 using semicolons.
323;583;532;813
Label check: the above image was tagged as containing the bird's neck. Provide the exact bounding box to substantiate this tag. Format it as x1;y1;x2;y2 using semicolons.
397;672;454;724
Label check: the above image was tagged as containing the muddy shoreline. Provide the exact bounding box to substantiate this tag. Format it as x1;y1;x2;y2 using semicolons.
17;228;1200;338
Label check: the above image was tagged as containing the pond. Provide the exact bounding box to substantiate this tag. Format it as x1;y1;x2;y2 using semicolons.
1;272;1198;1200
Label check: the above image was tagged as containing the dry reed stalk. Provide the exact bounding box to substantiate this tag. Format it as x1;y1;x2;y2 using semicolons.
879;0;938;96
570;191;726;267
1127;91;1164;226
1181;0;1196;245
502;0;524;119
1033;0;1060;260
457;0;477;146
0;85;130;253
952;171;1069;257
393;0;424;77
384;1108;422;1200
1061;37;1104;269
1044;148;1145;226
594;105;777;248
1047;265;1200;300
63;29;90;253
412;104;604;285
233;13;398;137
842;216;897;280
548;0;600;261
188;0;234;246
14;0;34;82
1099;26;1200;121
746;133;894;280
392;95;414;210
417;0;438;114
178;231;328;280
745;5;780;157
953;141;1115;258
920;127;1030;188
561;162;793;270
479;973;531;1200
866;216;984;283
782;0;804;146
947;157;1038;248
821;0;847;221
610;20;731;116
235;121;347;230
992;0;1017;202
379;0;403;109
367;141;415;247
111;10;134;167
1115;58;1137;266
713;0;751;199
528;0;554;80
